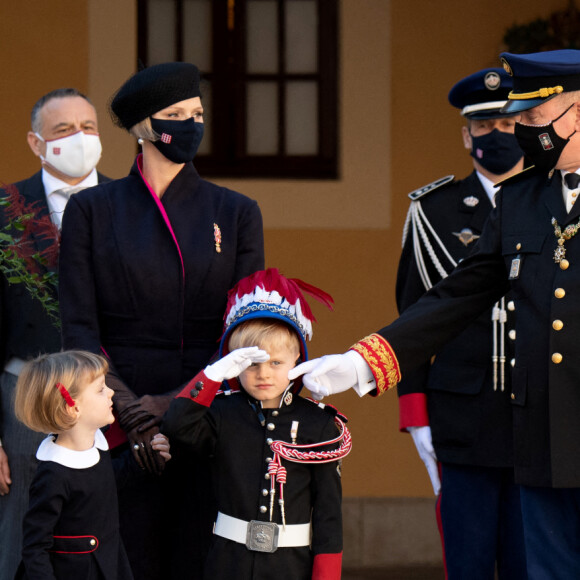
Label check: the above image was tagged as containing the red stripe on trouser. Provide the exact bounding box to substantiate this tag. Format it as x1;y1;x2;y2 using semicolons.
435;463;448;580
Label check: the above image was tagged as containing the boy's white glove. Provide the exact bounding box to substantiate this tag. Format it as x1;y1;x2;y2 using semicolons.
289;353;357;399
408;426;441;495
204;347;270;383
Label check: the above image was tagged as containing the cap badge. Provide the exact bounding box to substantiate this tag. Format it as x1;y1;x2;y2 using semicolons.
539;133;554;151
160;133;172;144
501;57;513;76
453;228;480;247
484;71;501;91
463;196;479;207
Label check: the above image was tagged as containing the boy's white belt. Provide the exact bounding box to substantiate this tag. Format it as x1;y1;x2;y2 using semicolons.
214;512;311;552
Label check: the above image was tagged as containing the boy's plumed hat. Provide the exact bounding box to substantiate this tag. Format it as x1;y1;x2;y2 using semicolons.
220;269;333;391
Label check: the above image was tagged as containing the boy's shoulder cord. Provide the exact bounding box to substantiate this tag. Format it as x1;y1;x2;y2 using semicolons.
266;416;352;527
270;416;352;464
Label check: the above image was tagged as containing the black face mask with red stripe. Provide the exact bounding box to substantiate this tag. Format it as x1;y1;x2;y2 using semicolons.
150;117;204;164
515;104;576;172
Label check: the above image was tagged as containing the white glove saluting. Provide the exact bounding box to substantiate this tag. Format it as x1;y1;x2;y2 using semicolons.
204;347;270;383
288;353;357;399
408;426;440;495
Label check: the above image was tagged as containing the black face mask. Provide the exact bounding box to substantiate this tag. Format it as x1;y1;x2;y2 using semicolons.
470;129;524;175
150;117;204;163
514;104;576;172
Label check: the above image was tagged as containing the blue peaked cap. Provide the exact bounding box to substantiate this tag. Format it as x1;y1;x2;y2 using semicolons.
500;49;580;114
448;68;515;119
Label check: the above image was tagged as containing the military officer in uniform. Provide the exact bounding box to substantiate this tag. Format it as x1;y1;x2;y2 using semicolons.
291;49;580;578
397;68;526;579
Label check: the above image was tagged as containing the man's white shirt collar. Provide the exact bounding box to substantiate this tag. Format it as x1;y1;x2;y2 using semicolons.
43;167;98;227
42;167;98;197
476;171;498;207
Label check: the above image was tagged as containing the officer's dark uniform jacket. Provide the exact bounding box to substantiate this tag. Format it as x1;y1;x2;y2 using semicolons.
163;373;343;580
396;171;515;467
372;167;580;487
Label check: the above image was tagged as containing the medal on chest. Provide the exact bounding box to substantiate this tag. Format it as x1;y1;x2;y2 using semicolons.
551;216;580;270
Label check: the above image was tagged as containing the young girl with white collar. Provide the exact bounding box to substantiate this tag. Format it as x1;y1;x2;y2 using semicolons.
13;350;170;580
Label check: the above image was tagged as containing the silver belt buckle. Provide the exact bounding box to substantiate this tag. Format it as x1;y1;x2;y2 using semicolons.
246;520;279;553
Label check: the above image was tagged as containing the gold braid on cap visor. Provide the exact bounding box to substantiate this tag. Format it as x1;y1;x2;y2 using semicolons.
508;86;564;100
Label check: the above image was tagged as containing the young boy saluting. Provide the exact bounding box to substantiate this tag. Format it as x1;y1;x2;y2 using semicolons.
163;268;350;580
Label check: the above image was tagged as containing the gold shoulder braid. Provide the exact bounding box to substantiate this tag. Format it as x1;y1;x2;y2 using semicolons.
552;216;580;270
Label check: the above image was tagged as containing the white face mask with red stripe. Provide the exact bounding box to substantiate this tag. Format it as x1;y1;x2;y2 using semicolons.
36;130;102;178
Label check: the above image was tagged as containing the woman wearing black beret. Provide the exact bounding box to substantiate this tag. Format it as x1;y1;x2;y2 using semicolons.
58;62;265;579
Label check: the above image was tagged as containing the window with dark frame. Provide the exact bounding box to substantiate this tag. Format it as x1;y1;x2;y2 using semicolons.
137;0;338;179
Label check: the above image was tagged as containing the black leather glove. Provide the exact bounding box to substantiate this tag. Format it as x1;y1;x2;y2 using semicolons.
123;393;176;433
126;423;166;475
106;373;164;474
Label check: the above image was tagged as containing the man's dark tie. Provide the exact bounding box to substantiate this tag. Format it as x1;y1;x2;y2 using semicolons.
564;172;580;189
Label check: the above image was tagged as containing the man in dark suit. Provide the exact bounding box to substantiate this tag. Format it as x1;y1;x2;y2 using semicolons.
397;68;526;580
292;49;580;578
0;88;107;580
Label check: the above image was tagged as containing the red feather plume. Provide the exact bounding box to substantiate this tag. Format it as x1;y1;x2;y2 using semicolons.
225;268;334;324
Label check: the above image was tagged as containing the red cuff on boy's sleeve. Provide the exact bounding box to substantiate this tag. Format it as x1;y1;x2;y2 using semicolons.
176;370;221;407
399;393;429;432
312;552;342;580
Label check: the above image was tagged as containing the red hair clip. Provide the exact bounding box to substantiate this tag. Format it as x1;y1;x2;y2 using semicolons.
55;383;76;407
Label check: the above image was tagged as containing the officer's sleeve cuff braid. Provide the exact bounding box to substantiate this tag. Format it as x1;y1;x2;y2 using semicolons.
176;371;221;407
349;334;401;396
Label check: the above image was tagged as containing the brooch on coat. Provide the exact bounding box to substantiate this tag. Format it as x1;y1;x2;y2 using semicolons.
213;223;222;253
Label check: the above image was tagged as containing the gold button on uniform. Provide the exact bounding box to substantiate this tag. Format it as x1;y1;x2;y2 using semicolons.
560;259;570;270
511;358;516;367
555;288;566;299
552;353;563;364
508;330;516;340
507;301;516;311
553;320;564;331
516;243;522;250
90;539;96;546
511;393;515;400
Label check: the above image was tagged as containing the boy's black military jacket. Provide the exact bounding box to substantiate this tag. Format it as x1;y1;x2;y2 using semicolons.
379;169;580;487
163;375;343;579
